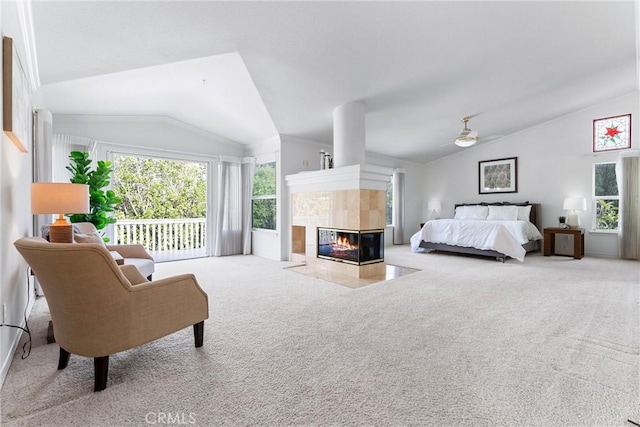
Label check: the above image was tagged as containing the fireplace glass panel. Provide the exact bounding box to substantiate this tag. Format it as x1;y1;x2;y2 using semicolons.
317;228;384;265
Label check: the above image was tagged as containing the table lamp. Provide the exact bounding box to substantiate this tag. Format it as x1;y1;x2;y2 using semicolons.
562;197;586;229
31;183;90;243
428;200;442;220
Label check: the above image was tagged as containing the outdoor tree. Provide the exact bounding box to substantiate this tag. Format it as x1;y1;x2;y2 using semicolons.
113;155;206;220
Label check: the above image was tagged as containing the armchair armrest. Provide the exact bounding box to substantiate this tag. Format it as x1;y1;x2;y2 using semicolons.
106;244;154;260
126;274;209;348
119;265;150;285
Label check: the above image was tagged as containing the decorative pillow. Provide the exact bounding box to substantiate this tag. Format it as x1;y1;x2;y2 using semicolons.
516;205;532;222
74;231;106;246
454;205;488;220
487;205;518;221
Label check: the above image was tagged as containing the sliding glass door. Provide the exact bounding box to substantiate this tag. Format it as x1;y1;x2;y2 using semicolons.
111;153;208;262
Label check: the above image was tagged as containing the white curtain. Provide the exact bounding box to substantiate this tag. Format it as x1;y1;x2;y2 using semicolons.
33;110;53;295
52;133;95;182
214;156;254;256
618;153;640;260
392;168;405;244
241;158;255;255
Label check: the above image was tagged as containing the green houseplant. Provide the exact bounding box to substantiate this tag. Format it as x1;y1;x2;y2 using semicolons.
66;151;122;240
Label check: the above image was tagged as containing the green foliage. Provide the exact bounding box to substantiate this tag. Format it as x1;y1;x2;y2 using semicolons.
252;162;276;196
596;199;619;230
252;162;276;230
112;155;206;220
66;151;122;238
252;199;276;230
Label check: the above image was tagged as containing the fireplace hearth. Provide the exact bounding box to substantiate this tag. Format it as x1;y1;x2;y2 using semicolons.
317;228;384;265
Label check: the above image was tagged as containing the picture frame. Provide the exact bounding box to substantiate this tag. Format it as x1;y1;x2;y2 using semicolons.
478;157;518;194
593;114;631;152
3;36;30;153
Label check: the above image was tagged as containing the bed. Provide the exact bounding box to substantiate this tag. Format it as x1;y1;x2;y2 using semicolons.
410;203;543;262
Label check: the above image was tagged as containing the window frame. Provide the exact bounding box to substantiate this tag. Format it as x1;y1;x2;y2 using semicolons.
251;159;277;231
592;161;620;232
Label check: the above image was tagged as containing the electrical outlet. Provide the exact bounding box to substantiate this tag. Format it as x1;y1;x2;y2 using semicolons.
302;160;309;167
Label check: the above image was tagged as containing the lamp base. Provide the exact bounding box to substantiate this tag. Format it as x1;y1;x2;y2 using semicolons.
566;213;581;229
49;220;73;243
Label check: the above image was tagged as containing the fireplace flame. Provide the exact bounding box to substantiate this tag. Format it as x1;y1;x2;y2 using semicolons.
333;236;357;251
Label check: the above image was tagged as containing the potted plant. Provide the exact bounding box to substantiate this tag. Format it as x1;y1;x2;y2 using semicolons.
558;216;567;228
66;151;122;241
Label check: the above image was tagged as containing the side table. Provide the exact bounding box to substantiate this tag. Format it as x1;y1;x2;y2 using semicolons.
543;227;584;259
110;251;124;265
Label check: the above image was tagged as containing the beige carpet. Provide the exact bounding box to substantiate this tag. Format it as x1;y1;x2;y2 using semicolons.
1;246;638;426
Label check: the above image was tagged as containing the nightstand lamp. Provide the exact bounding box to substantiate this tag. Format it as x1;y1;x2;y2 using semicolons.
31;183;90;243
428;200;442;220
563;197;586;229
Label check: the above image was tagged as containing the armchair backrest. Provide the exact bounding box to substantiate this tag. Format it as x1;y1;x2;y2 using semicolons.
73;222;99;235
14;237;136;356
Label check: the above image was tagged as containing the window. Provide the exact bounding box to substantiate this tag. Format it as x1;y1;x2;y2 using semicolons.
593;162;619;231
386;178;393;225
252;161;276;230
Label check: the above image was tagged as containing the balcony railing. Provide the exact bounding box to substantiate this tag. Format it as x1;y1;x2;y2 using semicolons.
114;218;207;262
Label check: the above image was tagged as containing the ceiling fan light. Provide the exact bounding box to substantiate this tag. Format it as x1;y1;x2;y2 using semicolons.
454;137;477;147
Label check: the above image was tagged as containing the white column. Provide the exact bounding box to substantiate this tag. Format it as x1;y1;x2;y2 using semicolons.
392;169;405;244
333;102;366;168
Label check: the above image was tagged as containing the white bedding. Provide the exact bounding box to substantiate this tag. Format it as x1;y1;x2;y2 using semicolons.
410;219;543;262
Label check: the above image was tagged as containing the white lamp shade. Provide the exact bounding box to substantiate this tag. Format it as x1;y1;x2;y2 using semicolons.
31;183;90;215
427;200;442;212
563;197;587;211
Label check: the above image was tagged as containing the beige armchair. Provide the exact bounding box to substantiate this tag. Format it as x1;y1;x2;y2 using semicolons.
14;237;209;392
73;222;155;280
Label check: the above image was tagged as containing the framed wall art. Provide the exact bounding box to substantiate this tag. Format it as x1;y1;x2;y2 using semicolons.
478;157;518;194
3;36;30;153
593;114;631;152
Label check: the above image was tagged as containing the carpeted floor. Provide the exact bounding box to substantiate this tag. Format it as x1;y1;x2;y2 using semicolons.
1;246;638;426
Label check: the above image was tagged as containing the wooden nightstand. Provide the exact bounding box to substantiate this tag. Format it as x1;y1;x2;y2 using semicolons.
543;227;584;259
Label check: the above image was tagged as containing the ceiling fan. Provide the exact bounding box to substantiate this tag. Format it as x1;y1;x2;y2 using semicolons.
454;116;478;147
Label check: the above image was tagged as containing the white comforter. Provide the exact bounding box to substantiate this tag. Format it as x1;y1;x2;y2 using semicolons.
410;219;543;262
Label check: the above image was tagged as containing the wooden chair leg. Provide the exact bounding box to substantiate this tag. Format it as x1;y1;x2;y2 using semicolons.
47;320;56;344
58;347;70;370
94;356;109;392
193;321;204;348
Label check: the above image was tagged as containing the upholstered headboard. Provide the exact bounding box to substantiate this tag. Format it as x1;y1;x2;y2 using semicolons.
454;202;541;231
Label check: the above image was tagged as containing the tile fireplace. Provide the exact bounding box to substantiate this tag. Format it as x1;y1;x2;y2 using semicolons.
286;164;392;279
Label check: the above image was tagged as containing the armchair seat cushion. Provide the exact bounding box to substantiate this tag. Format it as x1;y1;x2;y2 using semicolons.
122;257;154;279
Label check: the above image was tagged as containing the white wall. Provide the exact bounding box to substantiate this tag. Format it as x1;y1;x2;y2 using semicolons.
52;115;245;157
422;91;639;258
0;2;36;386
280;135;333;260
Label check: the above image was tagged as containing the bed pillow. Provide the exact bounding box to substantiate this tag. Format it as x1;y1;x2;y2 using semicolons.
487;205;518;221
516;205;532;222
454;205;488;220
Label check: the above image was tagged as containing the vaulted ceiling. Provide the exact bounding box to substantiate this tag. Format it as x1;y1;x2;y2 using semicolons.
31;1;638;163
